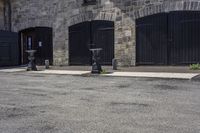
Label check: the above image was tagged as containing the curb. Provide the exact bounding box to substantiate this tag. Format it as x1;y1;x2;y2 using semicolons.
100;72;199;80
191;74;200;81
28;70;91;76
0;69;199;80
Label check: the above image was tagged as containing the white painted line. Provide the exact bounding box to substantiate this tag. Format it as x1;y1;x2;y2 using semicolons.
30;70;90;75
102;72;199;79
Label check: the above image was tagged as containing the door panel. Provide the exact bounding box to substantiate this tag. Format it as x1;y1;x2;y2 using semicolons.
22;28;36;64
0;31;19;67
92;20;114;65
35;27;53;65
136;13;168;65
69;22;91;65
169;11;200;65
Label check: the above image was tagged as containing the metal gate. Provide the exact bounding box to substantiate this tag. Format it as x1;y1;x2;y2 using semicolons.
0;31;19;67
69;20;114;65
136;11;200;65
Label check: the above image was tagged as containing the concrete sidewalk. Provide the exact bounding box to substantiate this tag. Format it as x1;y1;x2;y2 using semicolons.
30;70;90;76
101;72;199;80
47;65;200;73
28;69;199;80
0;66;199;80
26;70;199;80
0;67;26;72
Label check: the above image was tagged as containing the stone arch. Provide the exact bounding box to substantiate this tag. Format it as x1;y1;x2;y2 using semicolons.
13;20;53;33
19;26;52;33
69;11;116;26
134;1;200;19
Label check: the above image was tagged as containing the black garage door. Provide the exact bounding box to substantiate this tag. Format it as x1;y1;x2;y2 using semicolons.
136;11;200;65
0;31;19;67
69;20;114;65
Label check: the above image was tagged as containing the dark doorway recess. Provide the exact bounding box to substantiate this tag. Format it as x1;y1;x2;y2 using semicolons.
69;20;114;65
136;11;200;65
20;27;53;65
0;31;19;67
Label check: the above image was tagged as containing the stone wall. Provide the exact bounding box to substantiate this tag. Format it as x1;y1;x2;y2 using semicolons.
0;0;4;30
68;0;200;66
11;0;70;65
0;0;11;31
10;0;200;66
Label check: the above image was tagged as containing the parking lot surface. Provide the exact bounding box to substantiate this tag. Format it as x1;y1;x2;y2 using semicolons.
0;72;200;133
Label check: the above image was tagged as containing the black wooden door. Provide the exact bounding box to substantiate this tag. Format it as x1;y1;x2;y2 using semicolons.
69;21;114;65
35;27;53;65
69;22;91;65
22;28;36;64
136;11;200;65
0;31;19;67
136;13;168;65
92;20;114;65
169;11;200;65
21;27;53;65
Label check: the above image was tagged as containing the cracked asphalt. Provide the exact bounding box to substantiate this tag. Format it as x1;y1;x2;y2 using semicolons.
0;72;200;133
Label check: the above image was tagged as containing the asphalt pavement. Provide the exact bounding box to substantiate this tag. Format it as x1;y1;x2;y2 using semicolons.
0;72;200;133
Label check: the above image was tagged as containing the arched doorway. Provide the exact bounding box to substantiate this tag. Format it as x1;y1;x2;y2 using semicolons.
20;27;53;65
136;11;200;65
69;20;114;65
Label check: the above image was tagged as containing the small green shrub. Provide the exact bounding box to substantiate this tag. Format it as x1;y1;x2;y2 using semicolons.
190;63;200;70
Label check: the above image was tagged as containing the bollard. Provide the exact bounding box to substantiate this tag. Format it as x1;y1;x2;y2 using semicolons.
112;58;118;70
45;60;50;69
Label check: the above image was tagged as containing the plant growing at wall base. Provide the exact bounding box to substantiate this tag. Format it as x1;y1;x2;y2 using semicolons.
100;69;108;74
189;63;200;70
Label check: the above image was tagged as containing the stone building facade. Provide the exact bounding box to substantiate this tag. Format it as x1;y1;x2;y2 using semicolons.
1;0;200;66
0;0;11;31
